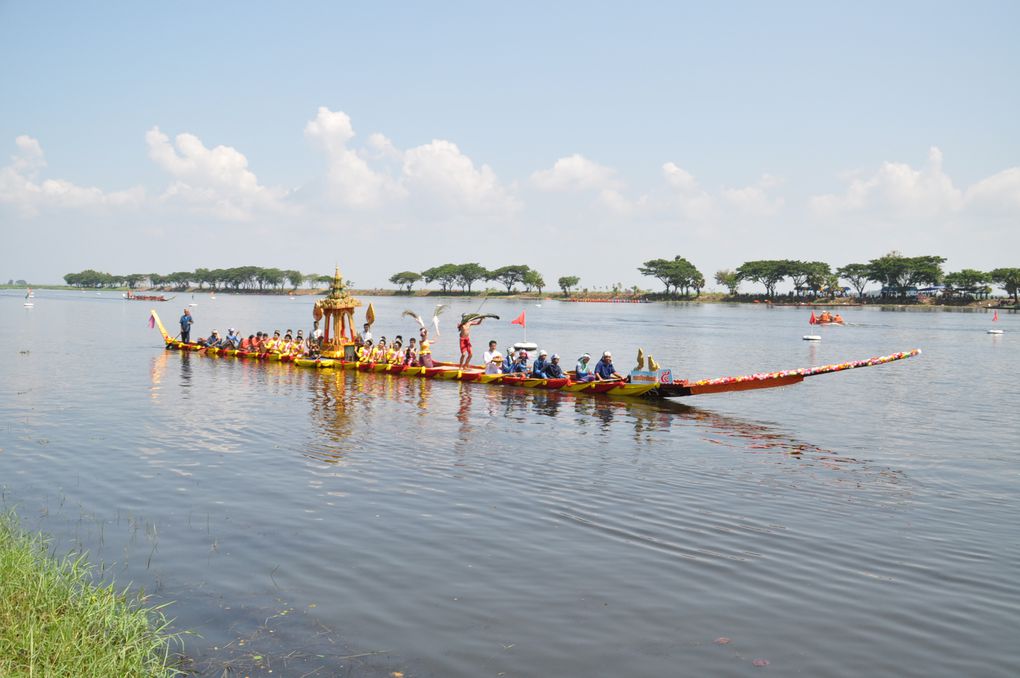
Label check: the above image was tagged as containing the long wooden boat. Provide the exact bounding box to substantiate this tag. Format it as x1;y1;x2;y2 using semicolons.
125;291;175;302
149;310;920;400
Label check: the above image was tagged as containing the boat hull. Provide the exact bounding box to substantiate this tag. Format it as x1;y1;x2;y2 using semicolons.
149;309;919;401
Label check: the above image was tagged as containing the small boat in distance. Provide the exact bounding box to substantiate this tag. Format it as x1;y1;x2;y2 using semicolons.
124;291;175;302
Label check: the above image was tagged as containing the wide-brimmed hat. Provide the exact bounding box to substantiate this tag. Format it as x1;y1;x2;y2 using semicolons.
491;352;503;361
539;349;548;356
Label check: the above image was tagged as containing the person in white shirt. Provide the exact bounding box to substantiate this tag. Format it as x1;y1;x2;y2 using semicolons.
485;352;503;375
482;340;499;366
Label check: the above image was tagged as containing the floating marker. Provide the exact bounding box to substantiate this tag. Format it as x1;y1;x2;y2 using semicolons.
987;329;1004;335
803;335;821;341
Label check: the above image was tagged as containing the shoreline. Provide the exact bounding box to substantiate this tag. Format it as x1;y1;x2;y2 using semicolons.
3;284;1015;309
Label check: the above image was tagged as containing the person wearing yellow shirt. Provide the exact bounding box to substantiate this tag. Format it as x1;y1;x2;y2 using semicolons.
418;328;435;368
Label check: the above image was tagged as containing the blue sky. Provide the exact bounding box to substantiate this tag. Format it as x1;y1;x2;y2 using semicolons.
2;1;1018;289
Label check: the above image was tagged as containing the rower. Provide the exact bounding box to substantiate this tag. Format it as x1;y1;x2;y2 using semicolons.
574;353;596;382
545;354;566;378
508;350;529;374
405;337;418;365
532;350;550;378
594;351;623;381
358;339;373;361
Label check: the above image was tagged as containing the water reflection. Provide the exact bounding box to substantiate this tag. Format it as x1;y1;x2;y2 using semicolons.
149;351;168;401
178;350;192;392
306;371;353;464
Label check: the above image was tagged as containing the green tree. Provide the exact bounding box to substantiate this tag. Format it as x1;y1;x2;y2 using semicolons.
193;268;212;289
558;275;580;295
736;260;790;298
639;257;704;296
389;270;423;292
422;264;459;292
638;259;675;293
523;270;545;294
943;269;989;298
284;270;304;290
803;261;832;296
714;269;740;296
837;263;871;300
454;263;489;292
865;252;945;298
167;271;193;290
256;267;285;290
989;268;1020;303
821;272;842;299
488;265;532;293
124;274;146;289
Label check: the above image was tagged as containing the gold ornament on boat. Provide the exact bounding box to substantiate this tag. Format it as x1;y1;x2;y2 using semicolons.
313;266;362;358
635;348;646;372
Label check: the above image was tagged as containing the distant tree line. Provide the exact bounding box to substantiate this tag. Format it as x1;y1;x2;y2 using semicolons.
388;264;557;295
635;252;1019;302
63;267;328;291
708;253;1020;302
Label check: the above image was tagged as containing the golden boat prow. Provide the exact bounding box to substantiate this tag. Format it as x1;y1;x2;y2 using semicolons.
149;276;921;401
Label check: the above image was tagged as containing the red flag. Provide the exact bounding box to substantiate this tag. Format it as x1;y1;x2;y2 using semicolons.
148;313;156;329
993;311;998;322
809;311;817;325
511;311;526;327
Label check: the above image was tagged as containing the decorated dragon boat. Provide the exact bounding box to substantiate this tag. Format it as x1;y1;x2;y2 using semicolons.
125;291;174;302
149;268;920;401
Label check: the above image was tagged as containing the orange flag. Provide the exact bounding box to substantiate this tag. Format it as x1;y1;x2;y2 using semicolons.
993;311;998;322
809;311;817;325
511;311;526;327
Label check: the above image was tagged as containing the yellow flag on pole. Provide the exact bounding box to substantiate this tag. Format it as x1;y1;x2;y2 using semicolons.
366;303;376;327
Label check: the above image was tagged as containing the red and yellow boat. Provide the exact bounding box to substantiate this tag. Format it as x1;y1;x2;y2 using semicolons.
149;309;920;401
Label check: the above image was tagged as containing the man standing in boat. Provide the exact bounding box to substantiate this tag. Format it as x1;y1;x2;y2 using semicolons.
457;315;486;367
180;308;193;343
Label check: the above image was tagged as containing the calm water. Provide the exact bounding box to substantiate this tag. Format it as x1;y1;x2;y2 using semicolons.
1;290;1017;677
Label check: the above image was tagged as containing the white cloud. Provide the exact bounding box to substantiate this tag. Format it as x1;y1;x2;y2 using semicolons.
146;126;288;220
722;174;785;216
965;167;1020;213
660;162;715;221
531;153;619;192
304;107;404;209
0;135;143;216
402;139;519;213
809;146;964;218
305;107;517;214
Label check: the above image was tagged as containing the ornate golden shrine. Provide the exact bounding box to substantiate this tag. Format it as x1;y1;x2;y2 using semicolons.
313;267;361;358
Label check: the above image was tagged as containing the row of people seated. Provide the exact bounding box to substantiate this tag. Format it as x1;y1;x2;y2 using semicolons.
482;348;624;381
354;328;436;367
198;328;317;355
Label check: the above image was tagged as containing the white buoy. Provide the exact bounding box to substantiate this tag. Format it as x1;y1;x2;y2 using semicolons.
513;341;539;352
23;302;34;308
987;329;1004;335
803;335;821;341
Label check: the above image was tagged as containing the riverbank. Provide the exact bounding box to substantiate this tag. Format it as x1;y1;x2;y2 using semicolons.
3;284;1014;308
0;512;181;677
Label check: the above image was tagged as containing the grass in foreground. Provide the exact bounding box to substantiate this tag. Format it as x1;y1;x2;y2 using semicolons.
0;512;181;677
